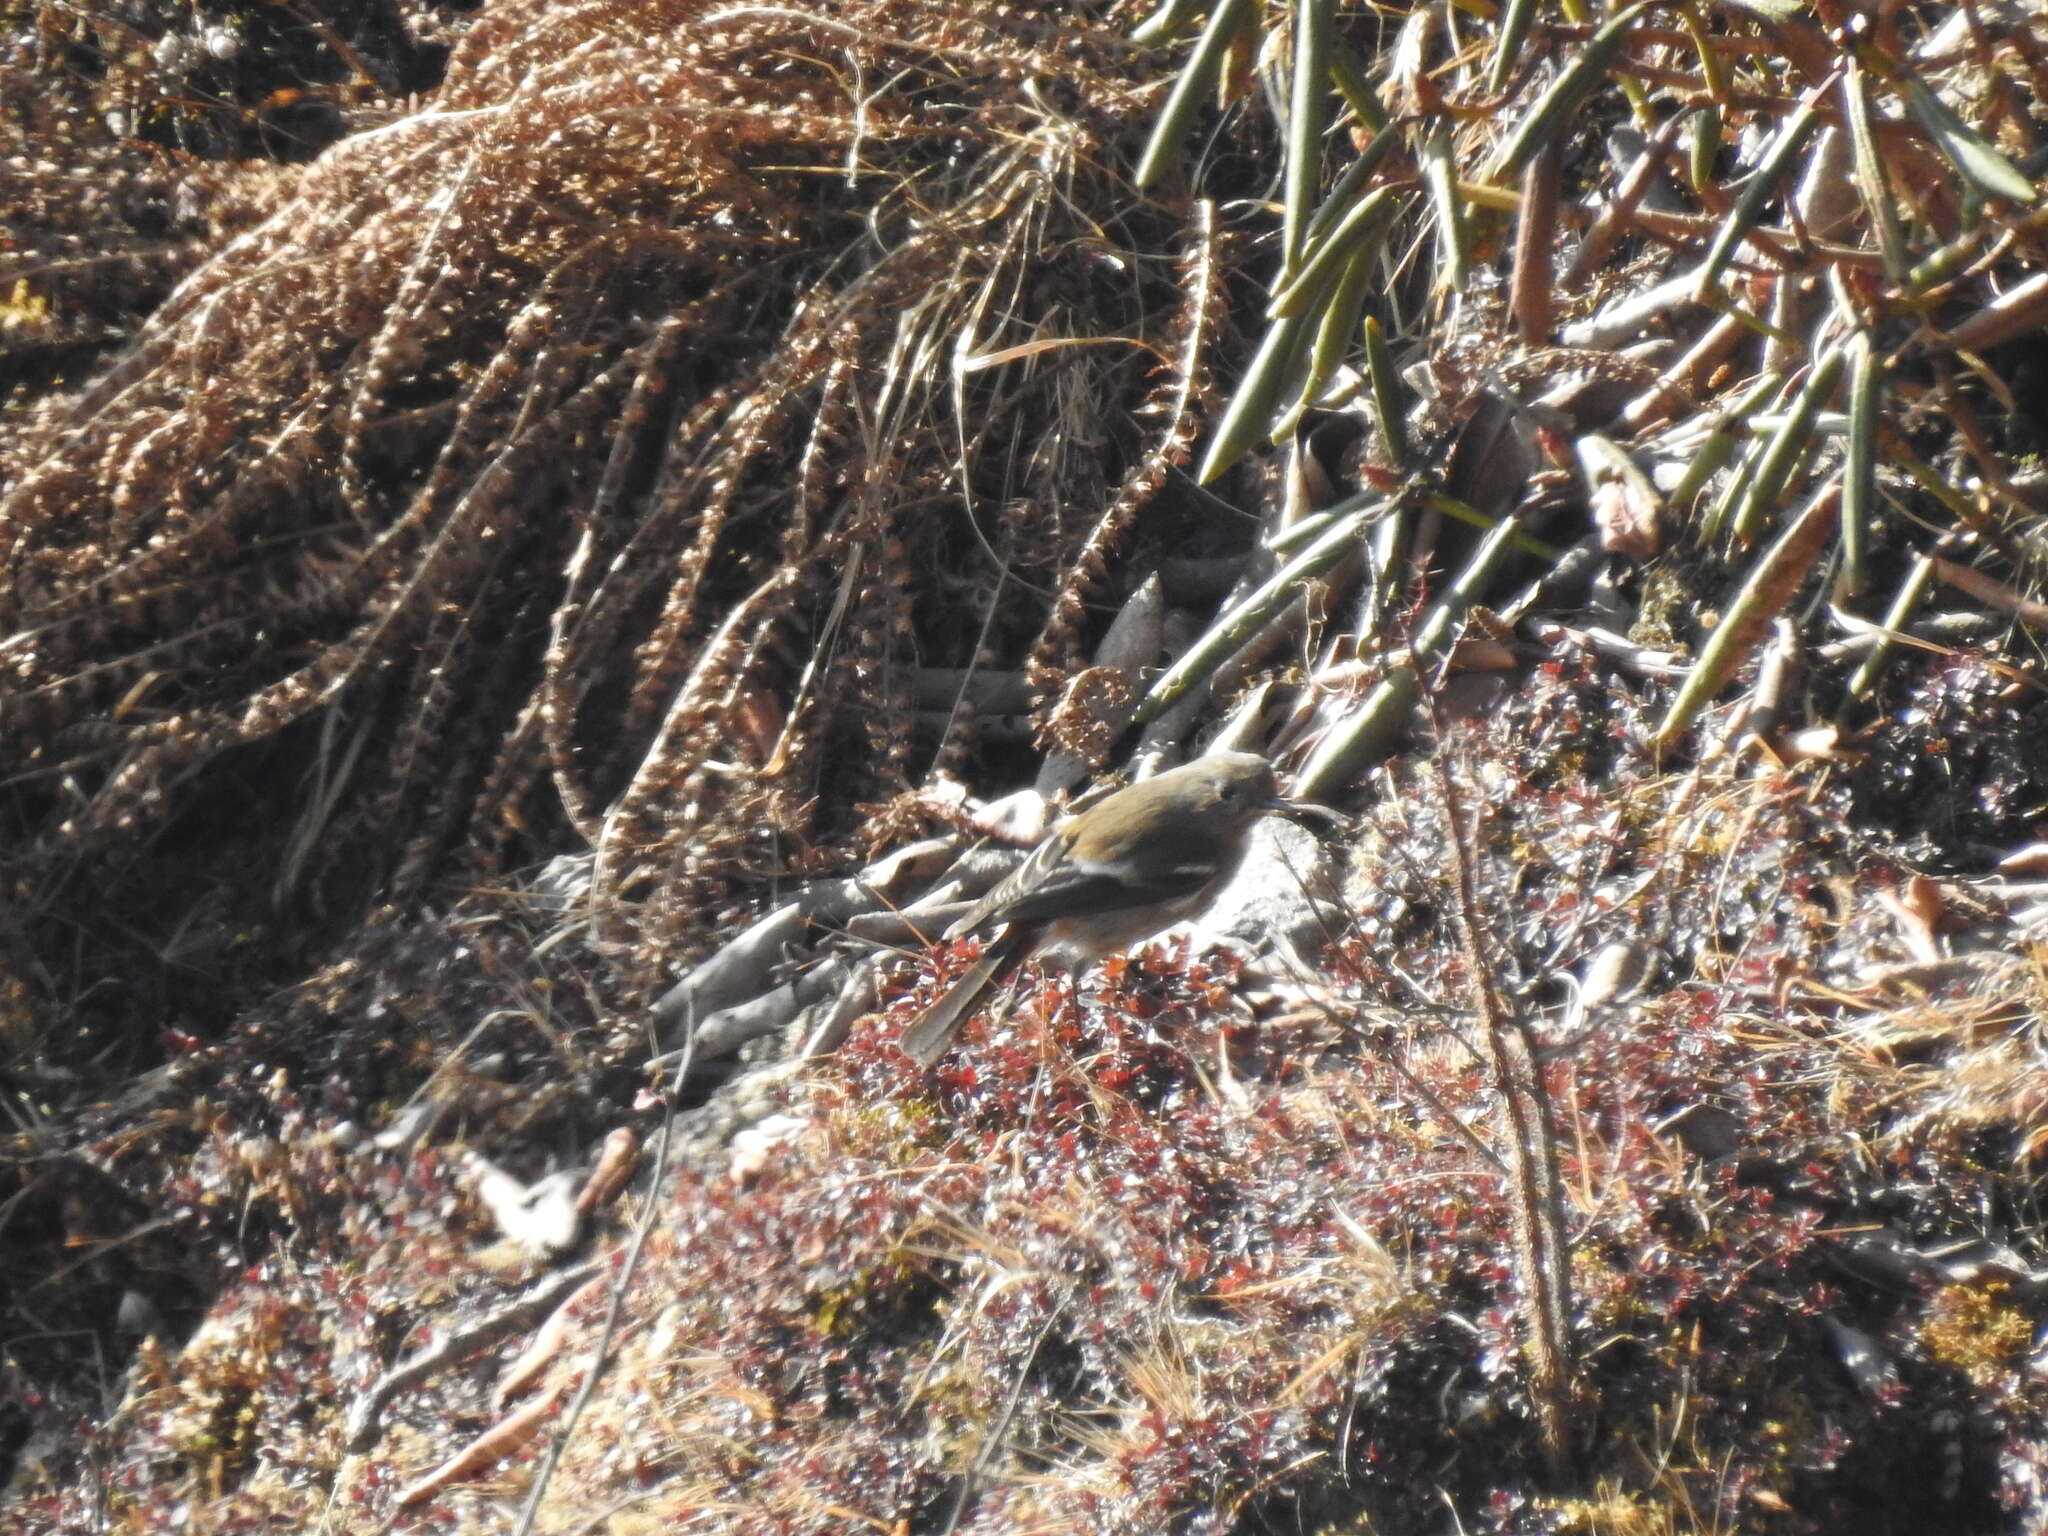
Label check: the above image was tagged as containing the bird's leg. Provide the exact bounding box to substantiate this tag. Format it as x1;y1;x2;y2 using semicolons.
1035;963;1084;1056
982;965;1029;1047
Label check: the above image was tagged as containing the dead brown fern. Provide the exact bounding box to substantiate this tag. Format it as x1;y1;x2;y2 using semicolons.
0;0;1244;1015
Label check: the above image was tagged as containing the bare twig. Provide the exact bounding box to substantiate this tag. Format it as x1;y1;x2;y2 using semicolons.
1420;695;1577;1485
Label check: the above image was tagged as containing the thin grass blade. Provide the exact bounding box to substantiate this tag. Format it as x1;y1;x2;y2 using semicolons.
1487;0;1542;95
1302;123;1400;250
1132;0;1213;45
1329;45;1390;134
1283;0;1336;277
1270;186;1404;318
1843;552;1935;705
1652;481;1841;750
1841;62;1908;280
1274;242;1379;437
1295;508;1527;800
1137;0;1259;190
1133;493;1387;725
1840;331;1880;599
1727;345;1845;548
1690;93;1823;304
1899;71;2038;206
1363;314;1410;468
1683;370;1788;534
1196;305;1319;482
1493;0;1655;180
1421;127;1468;295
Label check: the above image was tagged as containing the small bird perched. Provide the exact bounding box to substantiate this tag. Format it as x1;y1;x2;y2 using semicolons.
897;751;1286;1066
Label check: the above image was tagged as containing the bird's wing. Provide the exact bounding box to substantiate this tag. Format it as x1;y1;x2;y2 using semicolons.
941;832;1067;938
983;856;1216;927
904;853;1219;1064
945;804;1231;938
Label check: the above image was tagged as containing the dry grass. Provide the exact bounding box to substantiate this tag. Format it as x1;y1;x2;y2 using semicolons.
2;0;1248;1022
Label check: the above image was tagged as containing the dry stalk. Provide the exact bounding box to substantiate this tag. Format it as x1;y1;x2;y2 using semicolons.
1421;695;1578;1485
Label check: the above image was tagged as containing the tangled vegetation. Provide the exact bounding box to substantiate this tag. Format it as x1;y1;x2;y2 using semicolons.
4;0;2048;1528
3;0;1258;1023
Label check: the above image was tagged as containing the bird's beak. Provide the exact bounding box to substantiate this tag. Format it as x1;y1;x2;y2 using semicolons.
1265;794;1353;832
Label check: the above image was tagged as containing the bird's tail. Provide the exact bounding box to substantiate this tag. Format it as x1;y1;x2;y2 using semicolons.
897;928;1030;1066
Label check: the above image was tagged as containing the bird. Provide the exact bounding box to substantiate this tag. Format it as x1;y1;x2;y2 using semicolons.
897;750;1287;1066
